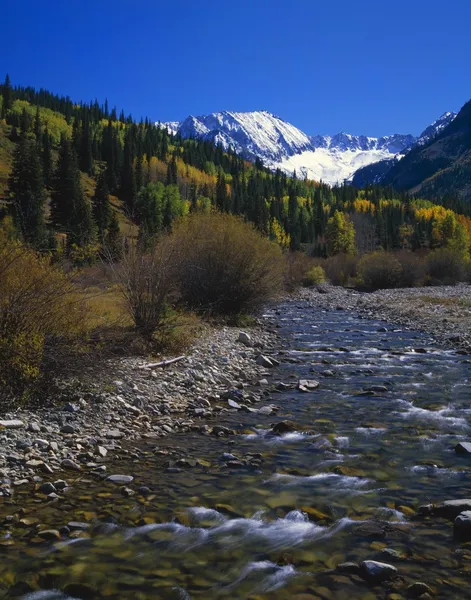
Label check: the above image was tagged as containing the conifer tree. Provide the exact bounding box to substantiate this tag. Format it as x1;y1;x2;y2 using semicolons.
1;74;13;119
92;170;112;240
8;135;46;247
166;155;178;185
79;114;93;174
51;137;95;248
42;126;53;187
34;106;41;141
105;211;122;260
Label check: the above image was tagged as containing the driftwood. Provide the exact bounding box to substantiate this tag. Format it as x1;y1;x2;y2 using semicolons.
138;355;186;369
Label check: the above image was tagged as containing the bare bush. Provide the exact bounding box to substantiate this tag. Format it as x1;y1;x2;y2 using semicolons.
394;250;426;287
357;251;402;290
324;254;358;286
426;248;468;285
0;239;85;393
169;212;284;315
303;265;326;287
284;252;317;291
115;238;179;339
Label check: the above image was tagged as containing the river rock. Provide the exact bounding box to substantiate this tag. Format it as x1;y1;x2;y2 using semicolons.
39;482;56;495
106;474;134;485
227;399;241;409
38;529;61;541
96;446;108;458
406;582;434;598
454;511;471;539
271;420;297;435
61;424;77;434
0;419;24;429
336;562;362;575
360;560;397;581
61;459;81;472
455;442;471;455
256;355;274;368
238;332;252;347
422;499;471;518
297;379;320;391
67;521;90;531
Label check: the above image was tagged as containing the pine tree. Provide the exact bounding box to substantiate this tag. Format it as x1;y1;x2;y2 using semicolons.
34;106;41;141
1;74;13;119
51;137;95;248
79;114;93;174
92;171;112;240
8;135;46;247
105;211;122;260
216;169;228;211
42;126;53;187
166;155;178;185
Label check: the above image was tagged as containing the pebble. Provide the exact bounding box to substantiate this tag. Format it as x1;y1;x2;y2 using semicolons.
0;420;24;429
406;582;434;598
38;482;57;495
61;459;81;472
256;355;275;368
37;529;61;541
297;379;320;391
106;474;134;485
238;331;252;347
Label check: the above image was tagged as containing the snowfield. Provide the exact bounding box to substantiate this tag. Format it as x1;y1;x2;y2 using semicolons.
274;148;404;185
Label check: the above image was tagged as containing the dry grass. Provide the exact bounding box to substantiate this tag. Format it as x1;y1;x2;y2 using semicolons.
417;295;471;308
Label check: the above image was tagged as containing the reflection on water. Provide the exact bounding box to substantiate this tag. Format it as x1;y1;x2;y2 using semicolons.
2;300;471;599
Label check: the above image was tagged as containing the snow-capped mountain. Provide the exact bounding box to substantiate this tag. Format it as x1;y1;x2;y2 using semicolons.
415;112;457;146
159;110;456;186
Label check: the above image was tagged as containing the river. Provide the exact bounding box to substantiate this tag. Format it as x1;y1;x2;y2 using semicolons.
2;300;471;599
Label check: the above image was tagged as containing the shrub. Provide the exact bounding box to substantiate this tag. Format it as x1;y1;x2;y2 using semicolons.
426;248;468;284
170;212;284;315
394;250;426;288
284;252;317;291
0;240;85;393
357;251;403;290
303;265;326;287
324;253;358;286
115;238;178;340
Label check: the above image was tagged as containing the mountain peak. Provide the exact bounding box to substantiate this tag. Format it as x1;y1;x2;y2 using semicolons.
159;109;454;186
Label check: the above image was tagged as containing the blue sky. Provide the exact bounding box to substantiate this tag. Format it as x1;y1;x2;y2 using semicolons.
2;0;470;136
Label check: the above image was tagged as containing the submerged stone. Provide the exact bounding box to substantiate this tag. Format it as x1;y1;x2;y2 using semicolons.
455;442;471;455
360;560;397;581
454;511;471;540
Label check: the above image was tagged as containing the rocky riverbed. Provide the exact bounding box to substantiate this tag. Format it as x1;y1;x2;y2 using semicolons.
0;324;280;498
1;295;471;599
300;283;471;353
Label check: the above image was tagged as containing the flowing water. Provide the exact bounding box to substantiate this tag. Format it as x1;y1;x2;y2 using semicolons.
2;300;471;599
